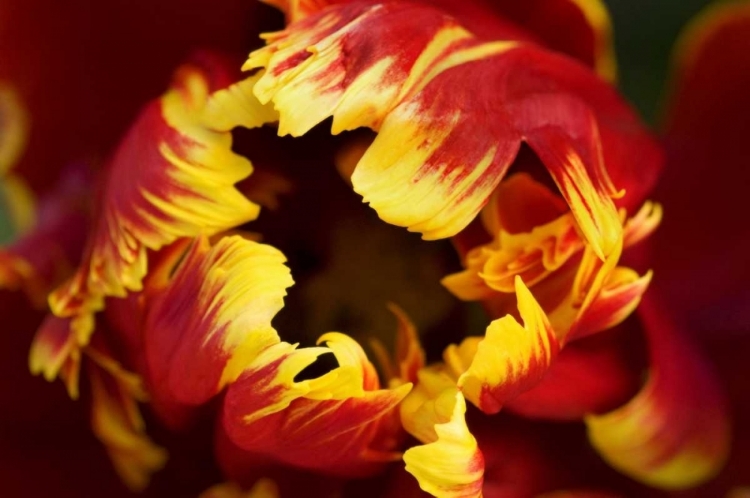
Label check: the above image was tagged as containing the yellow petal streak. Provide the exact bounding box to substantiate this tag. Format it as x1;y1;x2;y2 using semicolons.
455;277;559;413
48;61;262;346
586;376;728;489
244;4;624;250
403;386;484;498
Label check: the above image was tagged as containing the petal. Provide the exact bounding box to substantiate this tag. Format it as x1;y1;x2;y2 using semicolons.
144;236;292;409
0;83;29;175
89;360;167;491
48;54;261;339
585;296;730;489
222;336;411;477
28;315;81;399
246;3;659;252
653;1;750;320
485;0;617;81
506;326;643;420
0;164;90;306
402;386;484;498
452;276;560;414
200;479;280;498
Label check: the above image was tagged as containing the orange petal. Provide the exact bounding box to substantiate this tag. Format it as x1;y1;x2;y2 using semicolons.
48;54;261;341
585;297;730;489
452;276;560;414
222;335;411;478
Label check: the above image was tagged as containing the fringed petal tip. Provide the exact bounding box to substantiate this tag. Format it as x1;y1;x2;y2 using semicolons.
243;1;654;253
403;387;484;498
451;276;559;414
48;53;264;343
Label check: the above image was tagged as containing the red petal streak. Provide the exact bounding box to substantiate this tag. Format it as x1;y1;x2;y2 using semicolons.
144;236;291;414
248;2;660;246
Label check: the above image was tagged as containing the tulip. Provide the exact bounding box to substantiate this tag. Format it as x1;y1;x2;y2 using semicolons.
0;0;746;496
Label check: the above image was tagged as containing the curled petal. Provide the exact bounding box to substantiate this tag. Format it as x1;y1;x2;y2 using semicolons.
453;276;560;414
585;297;730;489
570;267;652;341
49;54;260;338
145;236;292;408
89;362;167;491
247;2;659;252
223;336;411;477
402;386;484;498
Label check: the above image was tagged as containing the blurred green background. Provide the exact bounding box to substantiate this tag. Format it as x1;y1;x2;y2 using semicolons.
607;0;713;123
0;0;718;243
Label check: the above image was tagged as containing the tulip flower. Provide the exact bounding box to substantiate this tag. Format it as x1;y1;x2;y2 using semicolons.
0;0;746;497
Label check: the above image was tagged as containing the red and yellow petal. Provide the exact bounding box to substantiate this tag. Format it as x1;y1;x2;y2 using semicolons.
88;359;167;492
506;327;642;420
222;334;411;477
585;297;730;489
28;315;81;399
143;235;292;411
449;276;560;414
48;54;263;341
245;2;659;253
400;372;484;498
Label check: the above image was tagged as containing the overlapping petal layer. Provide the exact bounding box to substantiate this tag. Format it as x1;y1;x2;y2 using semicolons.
444;174;659;346
222;334;412;477
585;297;730;489
447;276;559;414
245;1;662;256
144;236;291;409
48;54;263;346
